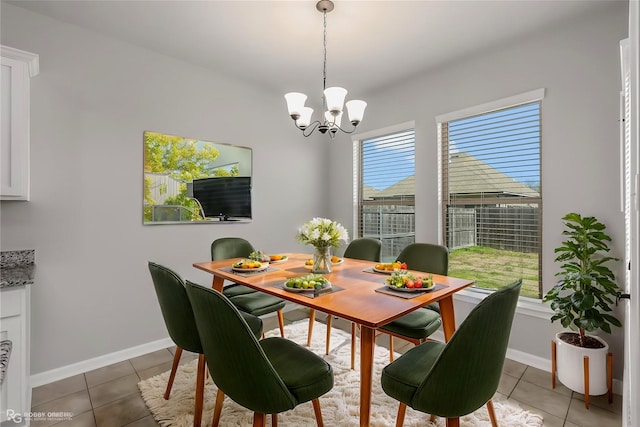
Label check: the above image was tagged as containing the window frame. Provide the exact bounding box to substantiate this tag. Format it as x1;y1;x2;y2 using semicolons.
436;89;545;299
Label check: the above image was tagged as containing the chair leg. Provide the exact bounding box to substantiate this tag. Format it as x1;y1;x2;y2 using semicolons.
212;389;224;427
253;413;266;427
325;314;333;354
193;354;206;427
350;322;356;370
271;414;278;427
277;310;285;337
164;347;183;399
430;414;436;423
487;400;498;427
389;336;395;362
308;309;316;346
312;398;324;427
395;403;407;427
446;417;460;427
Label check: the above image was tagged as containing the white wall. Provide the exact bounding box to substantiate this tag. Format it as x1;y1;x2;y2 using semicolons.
0;1;630;383
329;2;629;379
0;3;332;377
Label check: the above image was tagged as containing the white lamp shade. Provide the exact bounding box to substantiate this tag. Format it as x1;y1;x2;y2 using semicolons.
346;100;367;124
323;87;347;113
284;92;307;117
325;110;342;128
296;107;314;128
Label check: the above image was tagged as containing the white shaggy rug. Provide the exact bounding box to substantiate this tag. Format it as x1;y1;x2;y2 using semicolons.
138;320;544;427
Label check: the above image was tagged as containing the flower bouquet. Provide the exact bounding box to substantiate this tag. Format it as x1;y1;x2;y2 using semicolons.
296;217;349;273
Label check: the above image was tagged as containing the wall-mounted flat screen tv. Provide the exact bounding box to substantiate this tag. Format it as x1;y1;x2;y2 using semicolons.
192;176;252;220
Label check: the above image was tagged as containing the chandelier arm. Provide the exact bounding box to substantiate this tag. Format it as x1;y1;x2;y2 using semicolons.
301;120;322;137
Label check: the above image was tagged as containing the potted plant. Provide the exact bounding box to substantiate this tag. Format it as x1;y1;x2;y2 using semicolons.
543;213;622;397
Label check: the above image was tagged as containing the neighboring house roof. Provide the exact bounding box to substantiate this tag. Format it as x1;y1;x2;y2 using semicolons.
364;151;539;199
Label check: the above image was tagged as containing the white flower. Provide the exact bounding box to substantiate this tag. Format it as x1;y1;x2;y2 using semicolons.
295;217;350;249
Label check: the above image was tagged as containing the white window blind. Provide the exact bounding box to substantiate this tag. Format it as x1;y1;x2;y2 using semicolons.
440;102;542;298
358;129;415;261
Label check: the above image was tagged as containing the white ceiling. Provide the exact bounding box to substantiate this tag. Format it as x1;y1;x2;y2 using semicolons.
7;0;619;97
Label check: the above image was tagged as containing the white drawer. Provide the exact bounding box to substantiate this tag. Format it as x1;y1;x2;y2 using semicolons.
1;288;24;318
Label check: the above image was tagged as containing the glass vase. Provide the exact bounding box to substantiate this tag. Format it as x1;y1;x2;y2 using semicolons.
312;246;332;274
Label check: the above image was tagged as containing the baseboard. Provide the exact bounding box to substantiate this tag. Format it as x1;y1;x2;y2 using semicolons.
30;337;174;388
30;303;300;388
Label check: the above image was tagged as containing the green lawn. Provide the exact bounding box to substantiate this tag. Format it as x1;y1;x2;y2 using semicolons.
448;246;540;299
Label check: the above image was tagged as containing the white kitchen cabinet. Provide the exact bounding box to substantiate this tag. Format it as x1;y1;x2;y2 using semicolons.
0;286;31;425
1;46;39;201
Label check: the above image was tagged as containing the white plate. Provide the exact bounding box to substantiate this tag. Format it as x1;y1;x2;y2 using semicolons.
332;258;344;265
269;255;288;263
283;281;332;293
386;283;436;292
373;266;406;274
231;262;269;272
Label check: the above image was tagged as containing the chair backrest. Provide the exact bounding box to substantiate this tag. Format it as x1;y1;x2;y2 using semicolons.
343;238;382;262
397;243;449;275
184;281;297;414
211;237;255;261
412;280;522;417
147;262;202;354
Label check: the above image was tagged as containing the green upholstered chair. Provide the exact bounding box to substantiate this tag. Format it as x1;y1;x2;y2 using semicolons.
147;262;263;427
185;281;334;427
378;243;447;360
381;280;522;427
308;238;382;369
211;237;286;337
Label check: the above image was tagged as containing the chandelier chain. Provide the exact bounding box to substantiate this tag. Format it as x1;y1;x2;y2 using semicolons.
322;9;328;92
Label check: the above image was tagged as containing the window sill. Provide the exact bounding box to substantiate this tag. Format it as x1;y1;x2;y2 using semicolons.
454;287;553;320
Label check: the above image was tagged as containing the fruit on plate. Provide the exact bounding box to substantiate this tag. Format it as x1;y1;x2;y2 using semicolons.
386;271;434;289
375;261;408;272
285;274;330;290
331;255;342;263
270;254;287;261
305;259;314;266
249;250;270;263
232;259;264;269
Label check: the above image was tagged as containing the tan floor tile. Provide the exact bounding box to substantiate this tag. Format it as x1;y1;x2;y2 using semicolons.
48;411;96;427
135;360;174;381
564;421;580;427
512;399;565;427
511;378;572;419
497;372;519;396
522;366;573;397
30;390;93;427
571;391;623;414
88;374;141;409
85;361;136;388
129;349;174;373
123;415;159;427
566;397;621;427
93;393;151;427
502;358;527;378
32;374;88;407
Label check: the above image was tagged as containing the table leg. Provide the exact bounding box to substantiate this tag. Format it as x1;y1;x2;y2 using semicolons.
211;275;225;292
359;326;375;427
438;296;456;342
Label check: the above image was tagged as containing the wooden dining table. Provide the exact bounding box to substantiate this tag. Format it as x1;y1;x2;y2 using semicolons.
193;253;474;427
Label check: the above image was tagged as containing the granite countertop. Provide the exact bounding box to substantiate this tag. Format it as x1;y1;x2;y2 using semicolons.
0;250;35;288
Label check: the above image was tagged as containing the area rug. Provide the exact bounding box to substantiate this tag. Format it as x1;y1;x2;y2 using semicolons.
138;320;544;427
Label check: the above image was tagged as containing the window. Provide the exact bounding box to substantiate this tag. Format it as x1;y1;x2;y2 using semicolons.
355;127;415;262
438;90;543;299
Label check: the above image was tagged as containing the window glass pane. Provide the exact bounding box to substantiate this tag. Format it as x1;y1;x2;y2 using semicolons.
442;102;542;298
359;130;415;262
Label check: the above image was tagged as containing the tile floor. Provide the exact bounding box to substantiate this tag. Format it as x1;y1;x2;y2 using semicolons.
31;309;622;427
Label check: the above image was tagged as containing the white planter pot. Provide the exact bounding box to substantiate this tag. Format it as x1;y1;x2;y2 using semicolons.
555;332;609;395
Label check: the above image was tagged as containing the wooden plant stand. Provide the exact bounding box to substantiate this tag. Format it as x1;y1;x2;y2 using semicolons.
551;340;613;409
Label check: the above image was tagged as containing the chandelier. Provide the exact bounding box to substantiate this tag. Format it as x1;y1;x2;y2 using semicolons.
284;0;366;138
